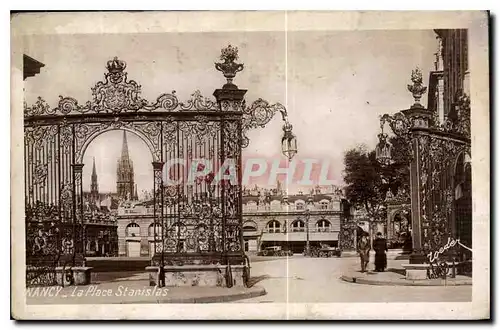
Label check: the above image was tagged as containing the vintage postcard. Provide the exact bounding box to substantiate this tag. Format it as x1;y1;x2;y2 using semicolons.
11;11;489;319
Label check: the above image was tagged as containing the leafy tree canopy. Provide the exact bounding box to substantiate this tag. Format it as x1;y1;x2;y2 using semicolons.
343;138;410;222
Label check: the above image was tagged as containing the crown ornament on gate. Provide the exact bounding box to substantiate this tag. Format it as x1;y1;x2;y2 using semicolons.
215;44;244;89
106;56;127;83
407;67;427;108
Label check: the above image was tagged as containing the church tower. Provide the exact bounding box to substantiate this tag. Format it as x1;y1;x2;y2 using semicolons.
90;157;99;205
116;131;136;200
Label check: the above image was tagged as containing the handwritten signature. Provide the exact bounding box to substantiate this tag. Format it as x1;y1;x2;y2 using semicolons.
427;237;473;263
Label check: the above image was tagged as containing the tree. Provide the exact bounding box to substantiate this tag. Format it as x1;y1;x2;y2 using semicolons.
343;145;388;225
343;138;411;246
383;135;411;194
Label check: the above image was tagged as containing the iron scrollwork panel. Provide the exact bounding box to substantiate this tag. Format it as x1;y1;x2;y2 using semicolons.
418;133;469;257
152;163;164;260
24;121;90;286
158;117;225;260
25;124;63;286
73;121;162;163
221;119;243;253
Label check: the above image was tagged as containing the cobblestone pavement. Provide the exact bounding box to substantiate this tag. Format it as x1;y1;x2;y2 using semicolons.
237;255;472;303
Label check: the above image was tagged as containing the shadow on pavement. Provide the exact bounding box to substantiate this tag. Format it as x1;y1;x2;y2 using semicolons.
91;271;145;283
246;275;270;287
387;268;406;276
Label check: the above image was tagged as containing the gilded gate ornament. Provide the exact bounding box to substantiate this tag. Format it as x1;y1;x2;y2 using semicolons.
407;67;428;107
215;44;244;87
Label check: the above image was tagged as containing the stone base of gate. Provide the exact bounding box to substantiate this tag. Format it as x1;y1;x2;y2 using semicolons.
55;267;93;286
402;264;429;280
146;265;246;287
402;262;458;280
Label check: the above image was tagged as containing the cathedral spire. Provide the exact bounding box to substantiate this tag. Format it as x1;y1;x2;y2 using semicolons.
90;157;99;204
116;130;135;201
121;130;129;160
92;157;97;178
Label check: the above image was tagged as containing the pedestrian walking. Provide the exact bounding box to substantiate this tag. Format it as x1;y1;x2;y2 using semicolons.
357;233;370;273
373;232;388;272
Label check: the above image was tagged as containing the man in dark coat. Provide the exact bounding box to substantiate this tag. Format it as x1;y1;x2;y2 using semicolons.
373;232;388;272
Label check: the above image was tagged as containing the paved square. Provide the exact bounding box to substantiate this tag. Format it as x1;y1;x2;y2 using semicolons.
236;255;472;303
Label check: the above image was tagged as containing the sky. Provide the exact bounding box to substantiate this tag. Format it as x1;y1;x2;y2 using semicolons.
23;30;438;197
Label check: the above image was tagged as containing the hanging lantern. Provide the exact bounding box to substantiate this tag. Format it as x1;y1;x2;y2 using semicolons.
375;132;392;165
281;122;297;161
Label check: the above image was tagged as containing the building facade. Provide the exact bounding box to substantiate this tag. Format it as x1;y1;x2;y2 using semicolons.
116;201;155;257
241;185;347;254
115;185;350;256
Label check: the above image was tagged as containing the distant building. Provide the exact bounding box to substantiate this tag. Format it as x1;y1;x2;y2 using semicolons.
81;159;119;257
242;185;348;253
114;184;351;257
116;201;155;257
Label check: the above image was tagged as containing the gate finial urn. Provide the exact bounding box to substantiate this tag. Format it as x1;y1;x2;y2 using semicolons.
407;67;427;108
215;45;244;89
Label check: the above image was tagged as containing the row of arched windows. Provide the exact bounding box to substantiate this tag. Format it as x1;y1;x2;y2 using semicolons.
243;219;332;234
125;222;165;237
243;199;332;210
126;218;334;237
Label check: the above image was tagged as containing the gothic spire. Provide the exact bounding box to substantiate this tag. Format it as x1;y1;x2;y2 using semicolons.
90;157;99;203
121;130;129;160
116;130;135;201
92;157;97;178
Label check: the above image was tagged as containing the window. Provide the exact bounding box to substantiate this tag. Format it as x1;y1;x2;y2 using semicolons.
243;221;257;232
126;223;140;237
267;220;281;233
320;201;329;210
148;223;162;237
295;202;305;210
291;220;305;232
243;225;257;232
316;220;331;232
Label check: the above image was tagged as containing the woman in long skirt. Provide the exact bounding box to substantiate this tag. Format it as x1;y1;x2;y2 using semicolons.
373;232;388;272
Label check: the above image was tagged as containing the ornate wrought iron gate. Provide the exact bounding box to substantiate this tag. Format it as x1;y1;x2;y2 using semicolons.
24;46;288;287
407;92;472;276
